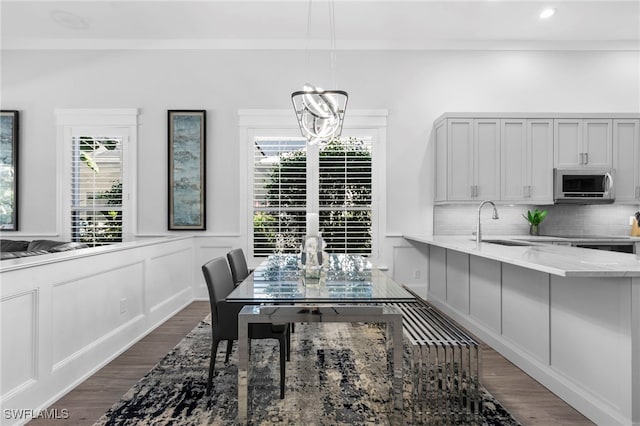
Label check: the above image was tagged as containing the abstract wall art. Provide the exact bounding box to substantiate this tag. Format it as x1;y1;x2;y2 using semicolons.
0;110;19;231
168;110;206;230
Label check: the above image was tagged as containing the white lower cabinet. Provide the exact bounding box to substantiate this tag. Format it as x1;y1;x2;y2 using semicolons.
425;243;639;426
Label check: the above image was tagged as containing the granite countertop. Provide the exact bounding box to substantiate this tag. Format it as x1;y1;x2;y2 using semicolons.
403;234;640;278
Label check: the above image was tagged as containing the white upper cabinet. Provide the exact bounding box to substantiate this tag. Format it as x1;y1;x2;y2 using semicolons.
554;119;612;168
501;119;553;203
442;118;500;201
474;119;501;201
434;120;448;202
447;119;473;200
434;113;635;205
612;119;640;203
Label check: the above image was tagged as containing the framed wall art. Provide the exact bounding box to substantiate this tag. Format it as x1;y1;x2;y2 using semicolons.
0;110;19;231
168;110;206;230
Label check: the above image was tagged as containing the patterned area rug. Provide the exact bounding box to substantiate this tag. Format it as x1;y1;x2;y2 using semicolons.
95;318;520;425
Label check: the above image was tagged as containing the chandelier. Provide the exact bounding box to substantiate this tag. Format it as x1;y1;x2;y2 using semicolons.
291;0;348;145
291;84;348;144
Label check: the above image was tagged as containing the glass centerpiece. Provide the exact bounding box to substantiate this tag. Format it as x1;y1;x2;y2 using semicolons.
299;233;328;285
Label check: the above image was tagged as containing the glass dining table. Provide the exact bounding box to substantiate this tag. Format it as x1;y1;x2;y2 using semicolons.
226;254;416;424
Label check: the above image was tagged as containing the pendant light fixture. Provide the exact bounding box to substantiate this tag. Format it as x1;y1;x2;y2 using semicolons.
291;0;348;145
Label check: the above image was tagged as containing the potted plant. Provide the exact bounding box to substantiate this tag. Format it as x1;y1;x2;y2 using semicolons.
523;209;548;236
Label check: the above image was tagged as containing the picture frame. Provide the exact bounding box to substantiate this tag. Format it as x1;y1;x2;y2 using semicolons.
0;110;19;231
168;110;206;230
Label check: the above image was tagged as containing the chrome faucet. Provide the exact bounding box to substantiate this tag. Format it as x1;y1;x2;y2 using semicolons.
476;200;499;243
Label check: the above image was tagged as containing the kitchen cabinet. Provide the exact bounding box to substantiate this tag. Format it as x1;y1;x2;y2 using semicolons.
612;119;640;203
501;119;553;203
435;118;500;202
434;113;636;205
554;119;612;168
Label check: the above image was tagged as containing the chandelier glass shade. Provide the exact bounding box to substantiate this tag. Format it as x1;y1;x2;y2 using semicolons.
291;84;348;144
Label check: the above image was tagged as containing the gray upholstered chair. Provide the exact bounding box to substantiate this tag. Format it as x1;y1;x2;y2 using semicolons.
227;248;296;334
226;248;250;286
202;256;288;398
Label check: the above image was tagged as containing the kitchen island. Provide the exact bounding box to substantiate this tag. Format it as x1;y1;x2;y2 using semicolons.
404;235;640;426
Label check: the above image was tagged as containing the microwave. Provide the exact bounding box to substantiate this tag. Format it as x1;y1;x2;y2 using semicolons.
554;168;615;204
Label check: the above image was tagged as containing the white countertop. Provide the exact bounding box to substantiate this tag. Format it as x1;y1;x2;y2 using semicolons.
404;234;640;277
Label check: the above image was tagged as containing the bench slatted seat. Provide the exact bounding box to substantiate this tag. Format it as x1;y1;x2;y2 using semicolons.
388;295;481;425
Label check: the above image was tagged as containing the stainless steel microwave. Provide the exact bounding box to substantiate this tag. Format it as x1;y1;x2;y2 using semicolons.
554;168;615;204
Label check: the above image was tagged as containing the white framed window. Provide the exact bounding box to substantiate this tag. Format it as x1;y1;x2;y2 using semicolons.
239;109;387;262
56;109;138;245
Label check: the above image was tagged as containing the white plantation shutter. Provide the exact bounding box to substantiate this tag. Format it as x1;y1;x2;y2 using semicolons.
319;138;372;255
71;135;123;246
252;138;307;256
251;136;373;257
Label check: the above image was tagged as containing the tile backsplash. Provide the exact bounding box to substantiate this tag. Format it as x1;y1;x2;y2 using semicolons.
434;203;640;237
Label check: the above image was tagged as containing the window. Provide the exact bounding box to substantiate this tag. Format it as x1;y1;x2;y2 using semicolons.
70;136;123;246
251;136;372;257
56;109;138;244
319;138;372;254
240;109;386;261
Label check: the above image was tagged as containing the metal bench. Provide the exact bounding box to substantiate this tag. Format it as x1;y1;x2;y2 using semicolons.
389;294;482;424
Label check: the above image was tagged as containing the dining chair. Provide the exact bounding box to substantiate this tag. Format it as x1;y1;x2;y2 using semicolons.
202;256;289;398
227;248;296;335
226;248;250;286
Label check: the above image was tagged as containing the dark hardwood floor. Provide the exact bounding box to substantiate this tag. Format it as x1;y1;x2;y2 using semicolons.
29;301;593;425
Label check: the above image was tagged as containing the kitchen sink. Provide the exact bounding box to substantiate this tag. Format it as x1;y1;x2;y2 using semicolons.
481;239;532;246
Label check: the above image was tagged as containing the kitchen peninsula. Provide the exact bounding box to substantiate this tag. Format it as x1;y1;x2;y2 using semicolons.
404;235;640;426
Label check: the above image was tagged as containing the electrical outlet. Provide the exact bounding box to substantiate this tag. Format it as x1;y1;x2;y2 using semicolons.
413;269;421;280
120;298;127;314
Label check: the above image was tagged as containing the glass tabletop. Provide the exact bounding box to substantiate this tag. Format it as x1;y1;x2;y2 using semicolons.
226;254;416;303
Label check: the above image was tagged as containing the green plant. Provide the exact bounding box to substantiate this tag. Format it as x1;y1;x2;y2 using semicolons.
523;209;548;226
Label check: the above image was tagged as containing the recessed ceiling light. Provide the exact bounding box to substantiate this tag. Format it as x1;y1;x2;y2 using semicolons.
50;10;89;30
539;8;557;19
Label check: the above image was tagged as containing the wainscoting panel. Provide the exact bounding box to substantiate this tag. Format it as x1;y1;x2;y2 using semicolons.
550;275;632;419
502;264;549;364
0;290;37;399
469;256;501;334
0;237;196;426
147;247;193;314
445;250;470;314
51;261;145;368
392;245;429;298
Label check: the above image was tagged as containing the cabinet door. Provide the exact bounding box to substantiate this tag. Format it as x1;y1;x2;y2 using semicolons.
474;119;501;200
434;121;447;202
447;119;473;200
554;119;582;167
612;119;640;203
501;119;527;201
528;119;554;203
583;119;612;168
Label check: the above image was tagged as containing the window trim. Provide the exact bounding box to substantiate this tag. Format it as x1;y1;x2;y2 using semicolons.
56;109;138;242
238;109;387;264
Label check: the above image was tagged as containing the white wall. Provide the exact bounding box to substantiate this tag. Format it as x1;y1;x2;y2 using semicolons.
2;49;639;267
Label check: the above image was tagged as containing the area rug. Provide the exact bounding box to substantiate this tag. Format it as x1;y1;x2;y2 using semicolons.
95;317;520;425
